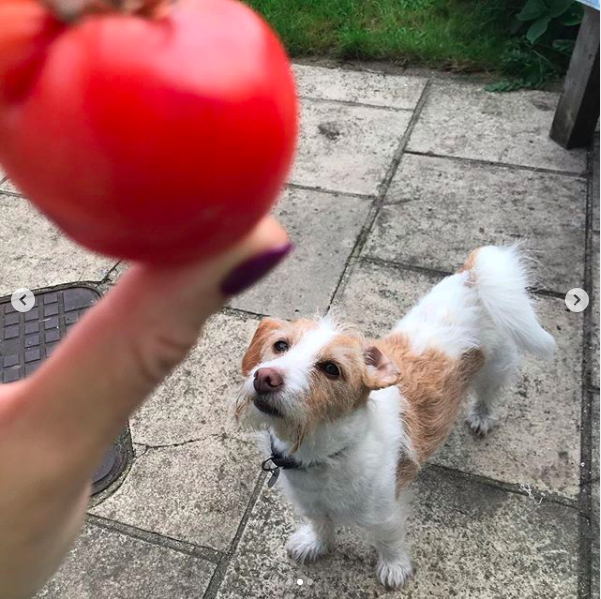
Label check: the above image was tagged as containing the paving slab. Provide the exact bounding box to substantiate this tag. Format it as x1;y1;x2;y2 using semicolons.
290;100;412;196
0;193;116;296
333;261;429;337
90;440;260;552
230;188;372;318
37;523;214;599
593;133;599;233
407;81;586;174
130;312;259;446
335;260;582;497
594;542;600;599
592;233;599;388
91;313;263;551
293;64;426;109
365;154;587;293
592;391;599;599
216;467;579;599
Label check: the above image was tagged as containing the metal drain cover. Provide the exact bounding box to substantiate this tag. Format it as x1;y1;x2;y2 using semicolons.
0;286;131;494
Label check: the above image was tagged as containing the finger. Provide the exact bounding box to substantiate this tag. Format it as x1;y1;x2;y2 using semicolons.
10;217;289;468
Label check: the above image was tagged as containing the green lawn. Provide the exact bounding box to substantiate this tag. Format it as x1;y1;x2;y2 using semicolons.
246;0;520;72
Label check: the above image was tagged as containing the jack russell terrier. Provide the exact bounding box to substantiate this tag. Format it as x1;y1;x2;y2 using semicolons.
235;245;555;588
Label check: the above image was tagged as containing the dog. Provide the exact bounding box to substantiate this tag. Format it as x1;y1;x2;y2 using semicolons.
234;245;555;588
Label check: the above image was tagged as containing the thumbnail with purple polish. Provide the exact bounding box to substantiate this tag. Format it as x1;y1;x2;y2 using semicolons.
221;243;292;296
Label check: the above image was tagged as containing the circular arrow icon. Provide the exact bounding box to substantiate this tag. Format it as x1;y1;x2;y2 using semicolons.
565;288;589;313
11;288;35;313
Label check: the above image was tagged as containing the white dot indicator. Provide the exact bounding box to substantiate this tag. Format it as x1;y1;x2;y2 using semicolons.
297;579;304;586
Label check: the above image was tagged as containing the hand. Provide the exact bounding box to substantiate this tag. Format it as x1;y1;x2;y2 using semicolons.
0;217;289;599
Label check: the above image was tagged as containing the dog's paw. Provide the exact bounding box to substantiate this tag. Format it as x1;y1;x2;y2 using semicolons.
286;525;329;564
376;554;413;588
466;411;496;437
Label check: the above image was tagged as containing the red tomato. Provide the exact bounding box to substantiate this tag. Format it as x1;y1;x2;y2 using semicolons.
0;0;297;263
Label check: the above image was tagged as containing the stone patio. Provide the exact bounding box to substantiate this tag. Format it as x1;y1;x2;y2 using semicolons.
0;63;598;599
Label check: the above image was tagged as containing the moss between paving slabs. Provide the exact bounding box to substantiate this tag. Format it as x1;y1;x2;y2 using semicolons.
245;0;517;72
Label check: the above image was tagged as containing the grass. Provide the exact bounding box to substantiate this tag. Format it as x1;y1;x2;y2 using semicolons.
245;0;521;72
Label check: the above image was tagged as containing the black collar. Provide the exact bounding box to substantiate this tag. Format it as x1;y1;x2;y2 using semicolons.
261;434;349;488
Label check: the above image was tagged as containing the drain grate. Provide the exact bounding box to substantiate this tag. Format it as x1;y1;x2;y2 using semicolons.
0;286;131;495
0;287;99;382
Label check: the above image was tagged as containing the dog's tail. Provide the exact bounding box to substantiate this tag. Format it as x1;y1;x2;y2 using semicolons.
461;245;555;360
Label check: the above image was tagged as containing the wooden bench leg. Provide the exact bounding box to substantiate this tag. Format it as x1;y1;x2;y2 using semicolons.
550;6;600;149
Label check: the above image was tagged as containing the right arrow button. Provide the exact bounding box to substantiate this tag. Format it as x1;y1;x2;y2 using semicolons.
565;288;589;313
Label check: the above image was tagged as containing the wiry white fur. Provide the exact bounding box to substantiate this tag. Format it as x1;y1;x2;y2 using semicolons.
237;245;554;588
394;245;555;435
272;385;414;588
471;245;555;360
393;270;481;358
394;245;554;360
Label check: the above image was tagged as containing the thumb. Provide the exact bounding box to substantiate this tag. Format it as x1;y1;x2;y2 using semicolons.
11;217;289;467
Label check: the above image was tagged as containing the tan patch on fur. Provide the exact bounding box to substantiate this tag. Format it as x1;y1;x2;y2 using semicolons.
241;318;318;375
457;248;480;273
374;334;484;493
241;319;280;375
456;248;481;286
304;335;368;427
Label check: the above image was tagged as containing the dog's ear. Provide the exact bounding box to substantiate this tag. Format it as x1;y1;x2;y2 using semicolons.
242;318;283;376
363;345;399;390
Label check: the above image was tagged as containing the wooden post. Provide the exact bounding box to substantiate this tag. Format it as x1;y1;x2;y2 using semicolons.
550;6;600;149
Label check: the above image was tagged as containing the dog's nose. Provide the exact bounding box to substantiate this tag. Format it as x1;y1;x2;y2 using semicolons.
254;367;284;394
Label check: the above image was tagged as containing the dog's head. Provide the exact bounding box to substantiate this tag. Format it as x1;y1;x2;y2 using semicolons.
235;316;399;446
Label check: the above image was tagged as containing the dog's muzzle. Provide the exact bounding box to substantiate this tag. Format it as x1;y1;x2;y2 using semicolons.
252;395;283;418
252;367;285;417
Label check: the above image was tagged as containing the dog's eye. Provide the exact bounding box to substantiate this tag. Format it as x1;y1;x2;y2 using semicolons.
320;362;341;378
273;340;289;353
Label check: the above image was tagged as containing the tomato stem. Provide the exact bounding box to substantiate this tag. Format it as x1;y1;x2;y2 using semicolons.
41;0;170;21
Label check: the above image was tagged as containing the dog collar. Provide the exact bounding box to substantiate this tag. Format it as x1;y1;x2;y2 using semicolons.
261;435;348;488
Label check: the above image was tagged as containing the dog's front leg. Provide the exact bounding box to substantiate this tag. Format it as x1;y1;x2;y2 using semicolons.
286;517;334;564
367;511;413;589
